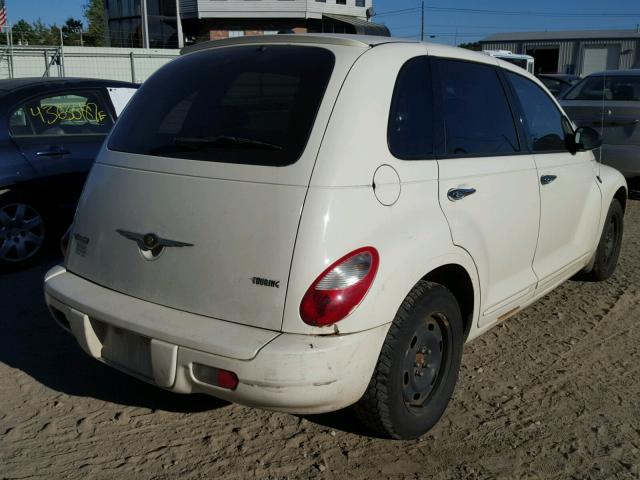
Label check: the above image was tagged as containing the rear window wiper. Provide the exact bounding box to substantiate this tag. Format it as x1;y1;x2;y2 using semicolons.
173;135;283;151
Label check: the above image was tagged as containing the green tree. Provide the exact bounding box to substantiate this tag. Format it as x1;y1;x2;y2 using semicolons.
83;0;106;46
62;17;84;46
13;19;36;45
458;41;482;51
31;19;52;45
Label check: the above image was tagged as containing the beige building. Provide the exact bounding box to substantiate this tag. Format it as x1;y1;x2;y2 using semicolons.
178;0;389;42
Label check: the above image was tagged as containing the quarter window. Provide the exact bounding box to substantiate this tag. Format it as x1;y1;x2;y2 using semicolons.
507;72;568;152
388;56;434;159
438;59;519;156
564;75;640;101
10;92;113;137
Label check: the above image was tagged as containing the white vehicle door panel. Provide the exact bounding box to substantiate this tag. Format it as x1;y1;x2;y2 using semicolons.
433;57;541;326
439;157;540;323
504;70;603;288
533;152;602;288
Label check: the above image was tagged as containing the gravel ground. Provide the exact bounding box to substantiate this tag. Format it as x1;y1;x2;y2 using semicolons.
1;200;639;480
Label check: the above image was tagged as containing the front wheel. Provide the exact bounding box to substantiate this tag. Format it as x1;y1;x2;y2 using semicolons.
355;281;464;439
0;196;48;269
584;199;624;282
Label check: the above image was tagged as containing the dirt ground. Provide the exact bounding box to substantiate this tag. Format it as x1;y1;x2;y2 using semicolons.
1;200;639;480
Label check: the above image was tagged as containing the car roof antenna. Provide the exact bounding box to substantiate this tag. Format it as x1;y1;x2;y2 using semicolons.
597;70;607;180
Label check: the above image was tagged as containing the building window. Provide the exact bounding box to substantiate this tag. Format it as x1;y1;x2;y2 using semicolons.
356;0;365;6
228;30;245;37
315;0;326;2
336;0;346;4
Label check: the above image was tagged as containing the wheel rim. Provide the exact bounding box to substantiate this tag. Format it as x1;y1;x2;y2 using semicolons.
602;214;618;265
0;203;45;262
401;313;451;412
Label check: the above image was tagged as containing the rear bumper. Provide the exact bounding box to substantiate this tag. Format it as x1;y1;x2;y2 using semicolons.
44;266;388;414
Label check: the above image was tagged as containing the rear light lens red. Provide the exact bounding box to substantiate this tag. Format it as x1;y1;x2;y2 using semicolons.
192;364;239;390
216;369;239;390
300;246;379;327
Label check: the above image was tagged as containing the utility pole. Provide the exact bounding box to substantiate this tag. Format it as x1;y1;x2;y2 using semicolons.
176;0;184;48
420;1;424;41
141;0;150;48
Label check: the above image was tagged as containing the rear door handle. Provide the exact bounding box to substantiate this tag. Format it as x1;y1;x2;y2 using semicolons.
541;175;558;185
36;147;70;157
447;187;477;202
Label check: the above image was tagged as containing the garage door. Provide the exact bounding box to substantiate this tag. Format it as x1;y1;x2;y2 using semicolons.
581;45;621;76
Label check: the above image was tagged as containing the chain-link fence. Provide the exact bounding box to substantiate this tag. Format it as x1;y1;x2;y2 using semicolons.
0;46;180;83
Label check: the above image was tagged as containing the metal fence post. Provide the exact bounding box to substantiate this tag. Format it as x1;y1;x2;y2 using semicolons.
130;52;137;83
44;50;50;77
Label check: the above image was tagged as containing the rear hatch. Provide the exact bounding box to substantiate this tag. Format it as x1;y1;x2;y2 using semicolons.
66;42;354;332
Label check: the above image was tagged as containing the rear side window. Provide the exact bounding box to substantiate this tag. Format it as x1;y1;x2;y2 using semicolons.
438;59;520;157
108;45;335;167
507;72;569;152
10;92;113;137
564;75;640;101
388;56;434;159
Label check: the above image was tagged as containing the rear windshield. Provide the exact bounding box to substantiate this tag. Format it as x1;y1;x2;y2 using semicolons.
564;75;640;101
108;45;335;166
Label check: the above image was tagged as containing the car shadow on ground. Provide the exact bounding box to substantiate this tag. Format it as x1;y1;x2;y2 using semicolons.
0;252;227;413
299;409;380;438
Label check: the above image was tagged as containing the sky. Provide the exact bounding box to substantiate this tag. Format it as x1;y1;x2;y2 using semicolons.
6;0;640;46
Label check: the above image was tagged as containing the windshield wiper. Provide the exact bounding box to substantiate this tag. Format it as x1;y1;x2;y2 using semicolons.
173;135;283;151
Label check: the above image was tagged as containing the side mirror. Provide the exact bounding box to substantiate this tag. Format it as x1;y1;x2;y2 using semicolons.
574;126;603;152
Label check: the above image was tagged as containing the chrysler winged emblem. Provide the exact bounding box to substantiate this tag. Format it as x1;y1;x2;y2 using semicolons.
116;230;194;251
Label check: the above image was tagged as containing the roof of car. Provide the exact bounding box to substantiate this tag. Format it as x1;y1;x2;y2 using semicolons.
181;33;418;55
538;74;580;80
483;29;640;42
0;77;137;92
587;69;640;77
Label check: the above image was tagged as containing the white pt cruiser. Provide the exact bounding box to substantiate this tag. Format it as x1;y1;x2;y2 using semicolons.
44;35;627;440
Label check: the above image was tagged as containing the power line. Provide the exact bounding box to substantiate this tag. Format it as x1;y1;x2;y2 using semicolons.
425;6;640;18
375;6;640;18
374;7;421;18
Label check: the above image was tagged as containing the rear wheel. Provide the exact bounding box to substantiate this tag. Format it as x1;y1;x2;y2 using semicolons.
355;281;464;439
584;199;624;282
0;195;48;269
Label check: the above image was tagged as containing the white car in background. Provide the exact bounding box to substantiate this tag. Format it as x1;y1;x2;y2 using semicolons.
44;34;627;440
483;49;535;74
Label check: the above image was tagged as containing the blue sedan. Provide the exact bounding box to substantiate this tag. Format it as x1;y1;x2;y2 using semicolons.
0;77;137;268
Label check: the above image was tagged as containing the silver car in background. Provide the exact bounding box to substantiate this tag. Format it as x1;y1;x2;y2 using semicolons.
561;69;640;182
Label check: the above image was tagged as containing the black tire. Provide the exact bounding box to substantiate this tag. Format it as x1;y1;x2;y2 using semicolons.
355;281;464;440
584;199;624;282
0;193;49;270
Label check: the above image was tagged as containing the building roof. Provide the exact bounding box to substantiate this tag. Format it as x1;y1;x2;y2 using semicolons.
482;29;640;43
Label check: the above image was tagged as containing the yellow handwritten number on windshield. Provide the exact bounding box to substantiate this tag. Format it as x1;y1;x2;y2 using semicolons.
29;103;108;126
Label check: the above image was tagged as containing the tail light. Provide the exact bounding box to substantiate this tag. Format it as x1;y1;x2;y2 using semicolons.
300;247;379;327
